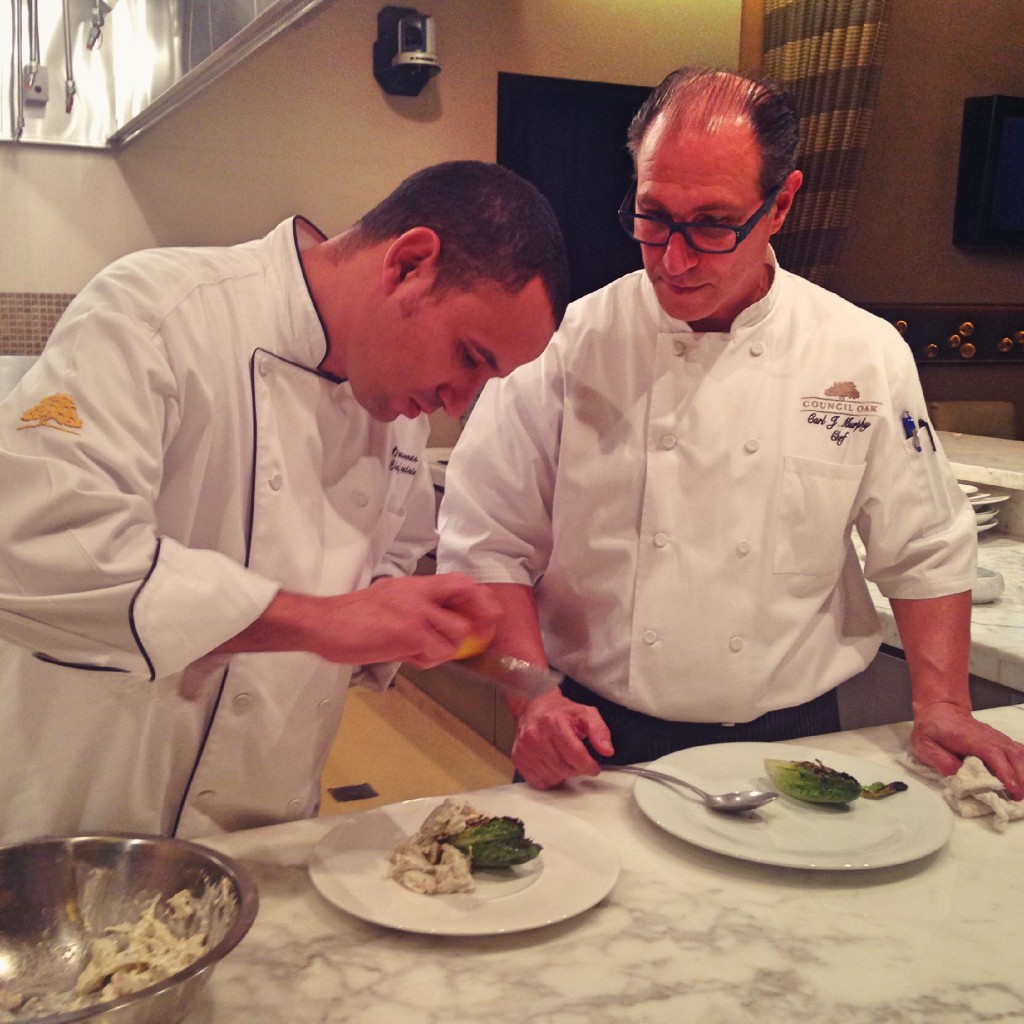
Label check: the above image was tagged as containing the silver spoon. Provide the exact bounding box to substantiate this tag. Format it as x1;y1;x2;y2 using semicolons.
602;764;778;813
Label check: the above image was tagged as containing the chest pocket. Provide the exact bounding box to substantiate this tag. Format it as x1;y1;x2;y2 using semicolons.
773;456;865;576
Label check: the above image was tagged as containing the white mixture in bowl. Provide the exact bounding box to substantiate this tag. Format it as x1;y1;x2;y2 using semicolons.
0;876;234;1019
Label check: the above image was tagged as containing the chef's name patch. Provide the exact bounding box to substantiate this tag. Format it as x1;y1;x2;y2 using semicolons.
801;382;879;448
388;446;419;476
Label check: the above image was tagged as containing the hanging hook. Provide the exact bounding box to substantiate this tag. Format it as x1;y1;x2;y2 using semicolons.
87;0;111;50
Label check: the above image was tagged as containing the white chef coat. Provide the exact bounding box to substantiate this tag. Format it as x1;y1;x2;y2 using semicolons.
437;257;976;724
0;218;436;841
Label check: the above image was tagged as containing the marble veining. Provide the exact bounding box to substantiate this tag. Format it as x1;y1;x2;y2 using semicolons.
193;707;1024;1024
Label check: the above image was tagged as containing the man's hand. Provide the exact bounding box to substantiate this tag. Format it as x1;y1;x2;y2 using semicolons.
512;689;615;789
215;572;501;669
911;701;1024;800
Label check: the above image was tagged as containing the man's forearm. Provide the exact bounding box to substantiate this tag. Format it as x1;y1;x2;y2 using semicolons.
890;591;972;713
475;582;547;716
214;590;322;656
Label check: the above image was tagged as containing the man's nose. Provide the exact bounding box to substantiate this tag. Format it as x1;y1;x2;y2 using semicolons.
440;379;481;418
661;230;700;274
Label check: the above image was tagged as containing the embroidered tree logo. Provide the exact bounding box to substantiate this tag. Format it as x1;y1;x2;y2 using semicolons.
824;381;860;400
19;393;83;434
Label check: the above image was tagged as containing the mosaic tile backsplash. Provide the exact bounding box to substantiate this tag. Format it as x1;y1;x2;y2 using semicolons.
0;293;75;355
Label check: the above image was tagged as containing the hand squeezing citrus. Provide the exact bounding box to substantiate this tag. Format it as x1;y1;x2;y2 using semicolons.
452;624;495;660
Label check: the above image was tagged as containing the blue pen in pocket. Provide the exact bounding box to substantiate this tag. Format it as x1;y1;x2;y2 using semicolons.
901;410;922;452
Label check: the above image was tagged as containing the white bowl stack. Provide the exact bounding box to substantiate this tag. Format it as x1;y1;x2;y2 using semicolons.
959;482;1009;534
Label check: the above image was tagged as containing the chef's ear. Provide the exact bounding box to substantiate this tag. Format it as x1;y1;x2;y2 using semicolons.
768;170;803;234
381;227;441;297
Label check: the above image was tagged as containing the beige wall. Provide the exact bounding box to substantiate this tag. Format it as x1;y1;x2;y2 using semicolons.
0;0;741;294
831;0;1024;304
7;0;1019;302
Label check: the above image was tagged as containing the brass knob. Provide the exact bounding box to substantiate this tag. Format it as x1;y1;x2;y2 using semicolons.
999;337;1013;353
894;320;908;334
959;341;977;359
925;343;939;358
1016;330;1024;345
958;321;975;336
948;334;961;348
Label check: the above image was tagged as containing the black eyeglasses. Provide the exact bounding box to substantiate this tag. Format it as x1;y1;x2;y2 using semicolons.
617;180;784;254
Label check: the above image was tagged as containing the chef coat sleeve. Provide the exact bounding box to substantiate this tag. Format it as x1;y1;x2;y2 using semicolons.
436;349;561;584
0;310;280;682
855;347;976;599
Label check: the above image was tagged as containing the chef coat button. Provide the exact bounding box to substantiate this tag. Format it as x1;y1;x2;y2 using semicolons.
744;438;760;453
258;358;271;377
287;799;303;814
233;692;254;709
269;473;283;491
318;697;334;711
749;342;766;357
673;338;686;355
661;434;677;450
736;540;752;556
653;532;669;548
642;630;658;645
353;491;369;508
197;789;215;803
729;636;744;652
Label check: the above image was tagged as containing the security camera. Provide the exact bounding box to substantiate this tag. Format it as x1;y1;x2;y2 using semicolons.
373;6;440;97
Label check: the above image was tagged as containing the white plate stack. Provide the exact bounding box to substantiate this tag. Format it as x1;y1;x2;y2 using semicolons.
959;482;1010;533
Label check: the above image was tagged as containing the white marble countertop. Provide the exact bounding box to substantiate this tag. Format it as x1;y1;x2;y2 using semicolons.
191;705;1024;1024
940;431;1024;491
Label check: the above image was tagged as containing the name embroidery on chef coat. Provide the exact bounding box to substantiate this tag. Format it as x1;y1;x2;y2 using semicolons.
800;381;879;448
388;446;419;476
17;393;83;435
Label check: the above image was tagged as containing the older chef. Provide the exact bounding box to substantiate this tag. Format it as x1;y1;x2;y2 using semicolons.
437;69;1024;798
0;161;569;842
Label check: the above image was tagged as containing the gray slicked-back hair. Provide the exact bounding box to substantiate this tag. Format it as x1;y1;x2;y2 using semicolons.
627;67;799;197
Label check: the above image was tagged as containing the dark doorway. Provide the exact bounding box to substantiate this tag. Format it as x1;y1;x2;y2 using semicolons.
497;72;653;302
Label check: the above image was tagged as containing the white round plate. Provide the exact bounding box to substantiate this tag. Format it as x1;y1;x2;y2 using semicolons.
632;742;953;870
977;521;999;533
958;483;979;495
309;792;619;935
974;509;999;525
970;493;1011;506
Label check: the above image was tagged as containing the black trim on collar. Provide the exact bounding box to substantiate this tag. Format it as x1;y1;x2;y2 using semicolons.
290;216;343;380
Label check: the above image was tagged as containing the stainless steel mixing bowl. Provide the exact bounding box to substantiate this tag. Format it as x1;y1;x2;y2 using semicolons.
0;833;258;1024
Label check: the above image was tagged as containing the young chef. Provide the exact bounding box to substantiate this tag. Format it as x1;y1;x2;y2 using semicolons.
437;69;1024;798
0;160;569;841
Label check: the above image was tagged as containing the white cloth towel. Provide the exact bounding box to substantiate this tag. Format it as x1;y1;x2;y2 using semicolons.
897;752;1024;832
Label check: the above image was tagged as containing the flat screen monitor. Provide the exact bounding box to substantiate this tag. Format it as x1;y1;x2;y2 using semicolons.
953;95;1024;248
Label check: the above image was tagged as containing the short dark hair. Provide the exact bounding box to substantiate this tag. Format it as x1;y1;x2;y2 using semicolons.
351;160;569;325
627;67;799;197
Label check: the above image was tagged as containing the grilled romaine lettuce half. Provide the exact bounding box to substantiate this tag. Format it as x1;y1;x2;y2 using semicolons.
445;815;542;868
764;758;862;804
